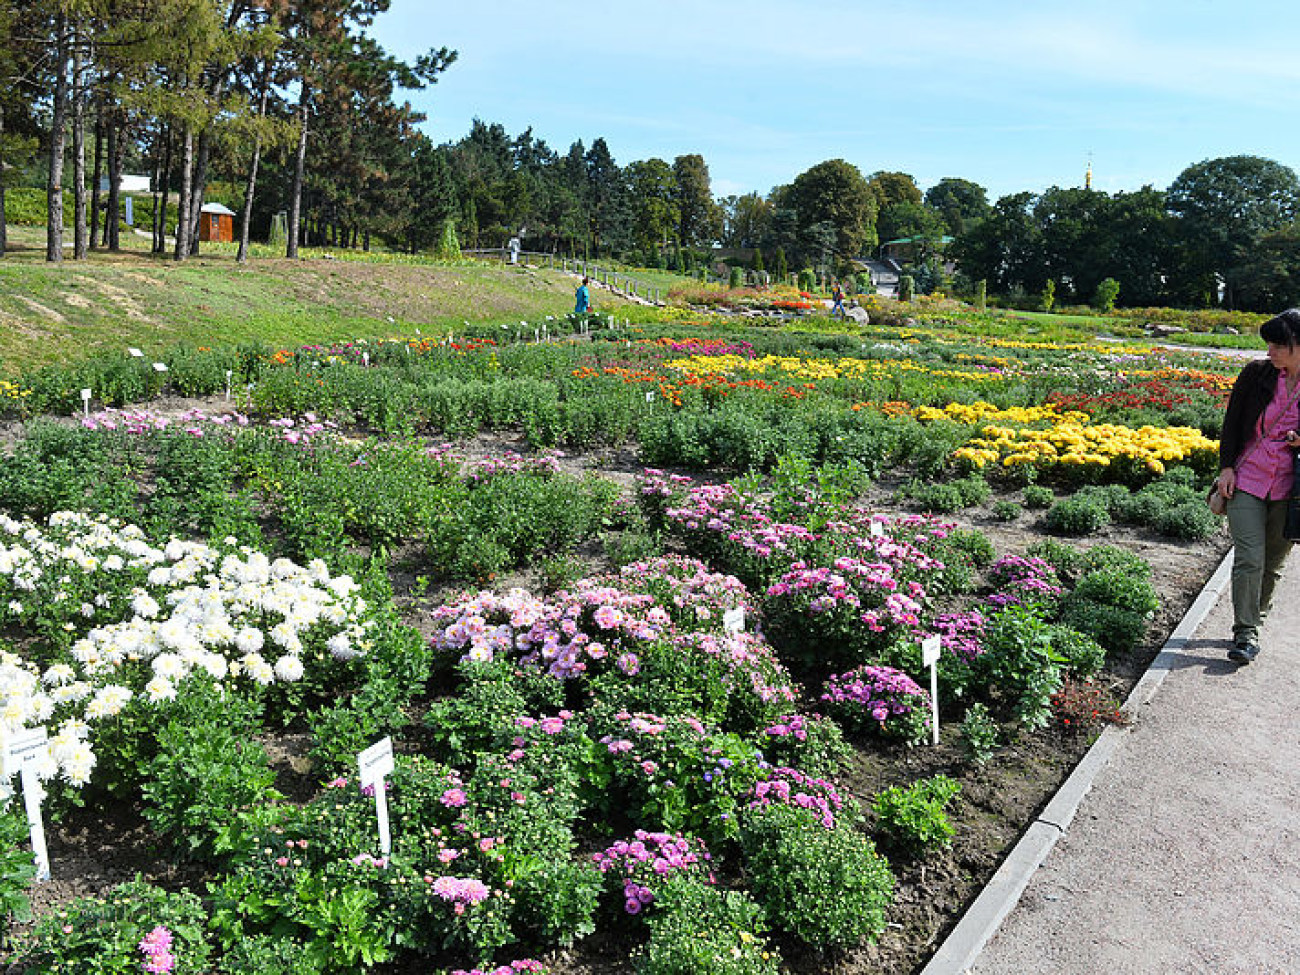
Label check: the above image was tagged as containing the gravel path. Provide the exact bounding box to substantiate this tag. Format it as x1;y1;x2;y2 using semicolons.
967;548;1300;975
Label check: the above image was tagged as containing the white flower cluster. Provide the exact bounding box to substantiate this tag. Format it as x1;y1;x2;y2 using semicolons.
0;512;374;799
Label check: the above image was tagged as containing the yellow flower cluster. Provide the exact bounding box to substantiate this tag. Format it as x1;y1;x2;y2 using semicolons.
953;420;1217;476
0;380;32;403
909;401;1090;427
665;354;1003;385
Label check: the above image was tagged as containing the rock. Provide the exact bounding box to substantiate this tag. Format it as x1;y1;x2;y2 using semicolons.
847;306;870;324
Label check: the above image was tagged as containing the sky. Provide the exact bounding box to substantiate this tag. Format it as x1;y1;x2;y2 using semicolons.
369;0;1300;203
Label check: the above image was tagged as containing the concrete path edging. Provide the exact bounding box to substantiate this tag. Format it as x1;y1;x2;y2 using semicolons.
919;547;1235;975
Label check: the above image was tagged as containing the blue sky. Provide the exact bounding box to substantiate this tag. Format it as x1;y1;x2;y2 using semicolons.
370;1;1300;202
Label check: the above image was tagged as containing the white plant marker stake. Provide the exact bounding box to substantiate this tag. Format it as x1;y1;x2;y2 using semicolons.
362;351;370;368
921;635;942;746
869;518;885;538
80;388;91;416
358;737;395;855
645;390;655;405
224;370;233;402
128;347;144;359
152;362;168;373
5;727;51;881
723;607;745;635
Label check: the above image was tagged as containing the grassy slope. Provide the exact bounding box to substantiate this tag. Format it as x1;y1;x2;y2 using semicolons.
0;225;652;373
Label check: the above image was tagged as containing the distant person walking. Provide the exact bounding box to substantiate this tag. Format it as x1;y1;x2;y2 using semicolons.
575;277;591;315
1213;307;1300;663
830;281;846;318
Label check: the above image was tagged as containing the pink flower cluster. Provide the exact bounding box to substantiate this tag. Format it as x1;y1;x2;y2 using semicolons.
985;555;1063;611
451;960;548;975
820;665;929;727
82;407;250;436
749;767;845;829
669;631;797;706
464;450;564;483
763;714;812;741
923;611;987;664
617;554;752;629
138;925;175;975
592;829;714;914
267;413;337;446
429;584;665;679
767;559;927;633
431;875;492;915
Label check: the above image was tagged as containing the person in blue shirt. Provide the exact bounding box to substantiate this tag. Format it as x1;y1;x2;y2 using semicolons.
574;277;591;314
830;281;846;318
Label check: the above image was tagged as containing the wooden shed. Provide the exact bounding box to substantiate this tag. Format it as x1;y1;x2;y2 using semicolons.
199;202;236;243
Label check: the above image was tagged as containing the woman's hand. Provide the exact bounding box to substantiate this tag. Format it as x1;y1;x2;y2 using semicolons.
1287;429;1300;448
1217;467;1237;499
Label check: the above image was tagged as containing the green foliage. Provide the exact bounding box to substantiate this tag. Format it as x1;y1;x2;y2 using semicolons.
0;806;36;941
19;879;212;974
959;703;999;765
740;804;894;949
213;934;324;975
974;278;987;311
1094;277;1121;312
636;876;779;975
1059;562;1158;655
898;274;915;301
872;774;962;856
1022;484;1055;509
1040;278;1056;312
728;265;744;288
1044;495;1111;535
992;499;1021;521
797;268;815;292
978;606;1064;728
140;680;283;865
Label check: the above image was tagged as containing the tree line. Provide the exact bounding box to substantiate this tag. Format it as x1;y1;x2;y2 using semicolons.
4;4;1299;310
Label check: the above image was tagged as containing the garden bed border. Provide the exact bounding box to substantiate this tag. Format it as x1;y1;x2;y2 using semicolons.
920;547;1235;975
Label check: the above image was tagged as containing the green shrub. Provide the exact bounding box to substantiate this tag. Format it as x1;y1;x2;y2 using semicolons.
1049;625;1107;677
728;265;745;288
991;500;1021;521
1022;484;1055;509
636;876;779;975
19;879;212;974
740;804;894;949
1153;499;1220;540
1094;277;1121;313
214;934;323;975
1044;495;1110;535
0;806;36;947
140;680;282;865
872;774;962;856
978;605;1064;728
959;703;999;765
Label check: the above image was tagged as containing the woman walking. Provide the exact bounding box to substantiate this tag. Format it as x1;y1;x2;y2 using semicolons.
1213;308;1300;663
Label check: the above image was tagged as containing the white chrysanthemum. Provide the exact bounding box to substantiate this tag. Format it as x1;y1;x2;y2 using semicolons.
198;654;228;680
326;632;360;660
42;664;76;686
241;653;275;685
328;575;360;598
146;566;173;587
7;601;21;614
57;717;90;741
58;740;96;785
132;593;161;618
84;684;132;720
269;622;299;649
144;675;177;703
50;682;92;705
103;554;124;571
273;654;304;682
235;628;264;654
151;653;187;680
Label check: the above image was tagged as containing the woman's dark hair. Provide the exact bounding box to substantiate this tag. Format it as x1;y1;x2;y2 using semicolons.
1259;308;1300;347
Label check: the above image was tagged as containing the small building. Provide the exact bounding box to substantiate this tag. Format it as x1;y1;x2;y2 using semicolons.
198;202;236;243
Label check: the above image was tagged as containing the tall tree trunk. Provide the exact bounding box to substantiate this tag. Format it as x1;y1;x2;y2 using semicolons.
237;75;270;264
105;109;124;251
174;123;194;260
155;124;172;254
0;106;7;260
286;84;309;259
72;30;88;260
90;110;103;248
46;13;69;263
188;128;212;256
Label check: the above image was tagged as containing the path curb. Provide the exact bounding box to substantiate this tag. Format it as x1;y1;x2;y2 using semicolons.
919;548;1235;975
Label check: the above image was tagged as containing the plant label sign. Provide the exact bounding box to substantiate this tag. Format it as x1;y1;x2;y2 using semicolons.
358;737;394;855
225;370;233;401
5;726;51;881
80;388;92;416
920;636;942;746
128;347;144;358
723;607;745;634
869;519;885;538
152;362;168;373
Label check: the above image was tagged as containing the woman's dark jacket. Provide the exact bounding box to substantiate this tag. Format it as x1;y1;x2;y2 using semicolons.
1220;358;1281;469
